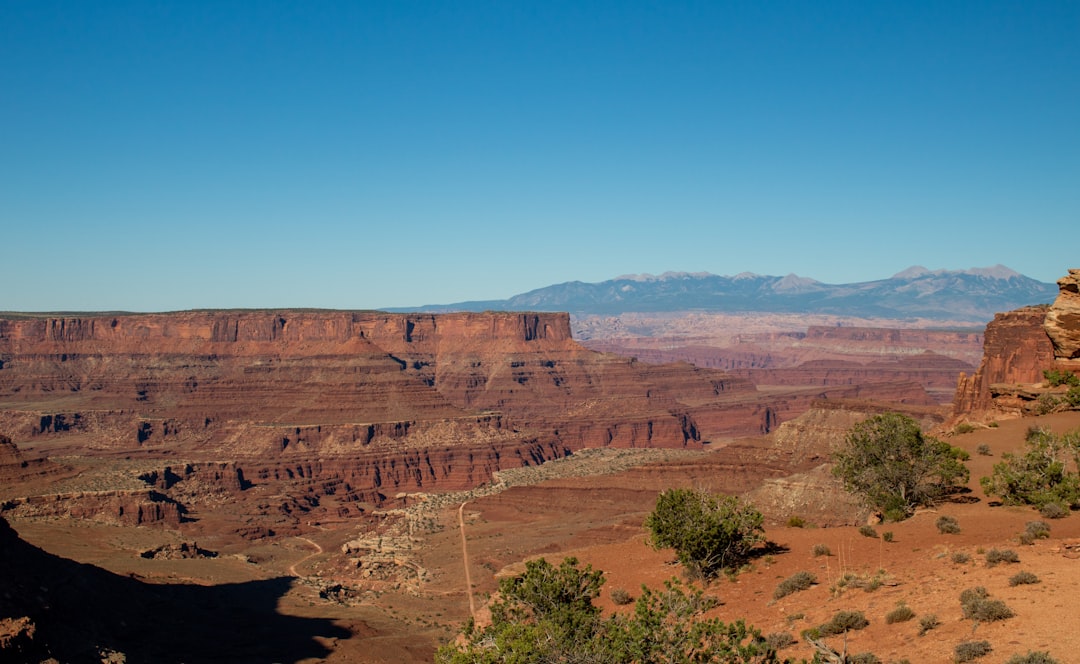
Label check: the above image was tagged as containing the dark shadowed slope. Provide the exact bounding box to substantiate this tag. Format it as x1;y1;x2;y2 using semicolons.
0;516;349;663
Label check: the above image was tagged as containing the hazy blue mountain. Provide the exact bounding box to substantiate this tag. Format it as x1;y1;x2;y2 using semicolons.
392;265;1058;322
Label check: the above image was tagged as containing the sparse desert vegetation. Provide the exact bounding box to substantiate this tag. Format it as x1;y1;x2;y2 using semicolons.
773;571;816;600
937;515;962;534
832;412;969;520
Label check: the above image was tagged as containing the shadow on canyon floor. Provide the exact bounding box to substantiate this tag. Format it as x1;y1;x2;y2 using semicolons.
1;517;350;664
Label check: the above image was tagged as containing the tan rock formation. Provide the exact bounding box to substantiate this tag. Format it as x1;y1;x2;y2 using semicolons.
1044;268;1080;359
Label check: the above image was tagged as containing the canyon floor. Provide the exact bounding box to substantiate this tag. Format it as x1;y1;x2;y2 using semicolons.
6;411;1080;663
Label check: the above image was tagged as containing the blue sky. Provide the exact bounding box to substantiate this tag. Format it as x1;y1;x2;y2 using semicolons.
2;1;1077;311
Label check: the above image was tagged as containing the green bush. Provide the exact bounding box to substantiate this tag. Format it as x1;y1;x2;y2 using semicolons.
1043;369;1080;387
917;613;940;636
1036;394;1064;415
818;610;869;636
937;515;961;534
1009;571;1040;586
859;525;879;538
954;422;975;434
882;531;894;542
786;515;806;528
436;558;781;664
1067;386;1080;408
773;571;816;599
833;413;969;519
955;640;993;662
848;654;881;664
885;603;915;624
952;551;971;563
1004;652;1059;664
977;443;992;456
812;543;832;557
980;428;1080;509
986;548;1019;566
960;586;1013;622
644;489;765;580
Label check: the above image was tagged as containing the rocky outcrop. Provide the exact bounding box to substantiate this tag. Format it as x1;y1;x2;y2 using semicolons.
953;306;1056;417
1044;268;1080;360
0;434;65;485
746;399;943;525
2;489;182;527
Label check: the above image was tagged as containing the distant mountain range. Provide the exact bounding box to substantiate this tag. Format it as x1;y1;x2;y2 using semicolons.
395;265;1059;322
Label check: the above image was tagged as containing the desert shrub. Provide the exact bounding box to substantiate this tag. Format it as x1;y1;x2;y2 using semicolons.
952;551;971;564
833;413;970;519
1036;394;1064;415
773;571;817;600
818;610;869;636
885;602;915;624
1004;652;1059;664
848;654;881;664
960;587;1014;622
831;570;889;595
937;515;961;534
1009;571;1040;586
989;421;1000;428
786;515;806;528
1025;521;1051;539
1044;368;1080;387
954;422;975;434
955;640;993;662
436;559;781;664
985;548;1020;566
1067;386;1080;408
918;614;940;636
859;525;879;538
960;586;988;604
812;543;832;557
609;587;633;605
980;427;1080;509
977;443;992;456
644;489;765;580
1039;502;1069;519
882;531;894;542
764;631;795;650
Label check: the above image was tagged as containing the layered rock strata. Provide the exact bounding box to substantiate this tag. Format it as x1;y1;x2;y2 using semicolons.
0;310;771;524
954;270;1080;419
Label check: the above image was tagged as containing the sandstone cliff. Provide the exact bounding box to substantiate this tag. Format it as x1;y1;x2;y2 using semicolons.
952;306;1055;416
954;269;1080;419
0;310;768;524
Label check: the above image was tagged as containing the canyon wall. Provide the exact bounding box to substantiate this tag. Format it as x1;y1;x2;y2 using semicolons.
0;310;767;523
954;270;1080;419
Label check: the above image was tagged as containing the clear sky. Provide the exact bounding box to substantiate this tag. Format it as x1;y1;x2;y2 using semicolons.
2;1;1077;311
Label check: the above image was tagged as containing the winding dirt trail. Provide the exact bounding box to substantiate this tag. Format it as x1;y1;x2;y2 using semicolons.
288;536;323;577
458;501;476;618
